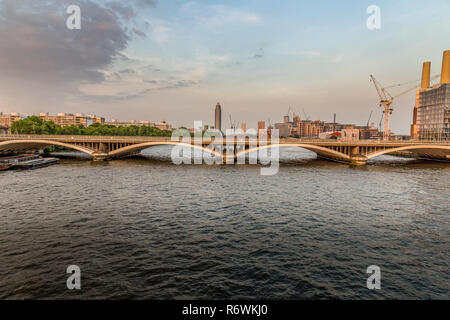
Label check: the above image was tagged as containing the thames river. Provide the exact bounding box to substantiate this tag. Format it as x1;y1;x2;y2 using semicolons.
0;147;448;299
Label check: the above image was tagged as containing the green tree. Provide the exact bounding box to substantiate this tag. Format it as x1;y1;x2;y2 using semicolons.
11;116;173;137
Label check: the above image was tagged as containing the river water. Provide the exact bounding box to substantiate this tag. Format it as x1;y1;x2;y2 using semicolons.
0;146;448;299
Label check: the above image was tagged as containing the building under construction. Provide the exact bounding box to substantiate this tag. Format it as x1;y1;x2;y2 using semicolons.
411;50;450;141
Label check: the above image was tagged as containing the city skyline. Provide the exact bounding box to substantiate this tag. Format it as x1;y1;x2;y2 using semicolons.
0;1;450;133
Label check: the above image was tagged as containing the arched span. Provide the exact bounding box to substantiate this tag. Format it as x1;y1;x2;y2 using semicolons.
108;141;223;158
235;143;352;161
0;140;95;157
366;144;450;159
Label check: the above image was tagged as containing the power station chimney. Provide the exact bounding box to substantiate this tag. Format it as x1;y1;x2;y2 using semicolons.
421;62;431;89
441;50;450;84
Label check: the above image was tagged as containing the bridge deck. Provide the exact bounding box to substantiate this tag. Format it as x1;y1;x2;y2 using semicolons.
0;135;448;146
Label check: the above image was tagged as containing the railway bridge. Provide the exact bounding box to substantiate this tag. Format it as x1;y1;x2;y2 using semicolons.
0;135;449;165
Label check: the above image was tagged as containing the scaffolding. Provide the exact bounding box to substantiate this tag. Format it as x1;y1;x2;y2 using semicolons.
417;83;450;141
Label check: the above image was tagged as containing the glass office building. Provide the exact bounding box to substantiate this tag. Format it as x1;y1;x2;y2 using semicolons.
416;83;450;141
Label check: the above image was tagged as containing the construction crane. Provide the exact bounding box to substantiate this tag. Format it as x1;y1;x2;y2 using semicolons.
385;74;440;89
366;110;373;127
285;106;294;122
378;113;384;132
229;115;235;130
370;75;421;140
370;74;441;140
302;108;310;121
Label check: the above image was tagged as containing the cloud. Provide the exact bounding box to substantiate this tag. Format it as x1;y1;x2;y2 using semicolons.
289;50;345;63
207;5;261;25
250;48;265;60
132;28;147;38
141;79;198;93
135;0;157;7
148;22;171;44
80;78;198;102
0;0;130;86
105;1;136;20
119;68;136;74
0;0;170;107
181;3;262;27
0;0;258;112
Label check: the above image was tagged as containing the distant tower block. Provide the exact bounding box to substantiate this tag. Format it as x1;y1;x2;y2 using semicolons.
241;122;247;133
257;121;266;136
215;102;222;132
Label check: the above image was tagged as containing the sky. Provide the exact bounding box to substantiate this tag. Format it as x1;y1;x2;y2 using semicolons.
0;0;449;133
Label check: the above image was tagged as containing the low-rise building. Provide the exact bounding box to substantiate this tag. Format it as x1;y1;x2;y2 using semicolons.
106;119;156;127
358;127;382;140
105;119;172;131
274;122;291;138
155;121;172;131
39;113;104;127
0;112;22;128
341;128;360;141
256;121;267;137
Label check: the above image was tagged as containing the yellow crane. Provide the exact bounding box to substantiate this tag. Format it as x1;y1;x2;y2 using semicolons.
369;74;439;140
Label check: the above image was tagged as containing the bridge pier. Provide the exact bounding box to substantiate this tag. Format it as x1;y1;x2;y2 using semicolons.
349;155;368;166
92;153;109;161
349;147;367;165
223;145;237;164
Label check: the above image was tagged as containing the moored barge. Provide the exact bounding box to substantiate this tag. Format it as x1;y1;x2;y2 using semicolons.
0;154;59;170
11;157;59;170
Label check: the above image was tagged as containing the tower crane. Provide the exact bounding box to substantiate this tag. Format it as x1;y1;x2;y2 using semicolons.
229;115;235;130
366;110;373;127
302;108;310;121
286;106;294;122
370;74;441;140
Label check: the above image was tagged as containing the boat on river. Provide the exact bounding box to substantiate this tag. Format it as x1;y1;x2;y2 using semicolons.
0;163;11;171
0;154;40;164
11;157;59;170
0;154;59;170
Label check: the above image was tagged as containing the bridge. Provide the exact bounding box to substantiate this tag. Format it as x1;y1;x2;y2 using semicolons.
0;135;449;165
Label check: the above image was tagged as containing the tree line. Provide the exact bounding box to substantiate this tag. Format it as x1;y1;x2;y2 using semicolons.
10;116;173;137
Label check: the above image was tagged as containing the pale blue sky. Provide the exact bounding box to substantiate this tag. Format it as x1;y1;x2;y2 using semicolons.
0;0;449;133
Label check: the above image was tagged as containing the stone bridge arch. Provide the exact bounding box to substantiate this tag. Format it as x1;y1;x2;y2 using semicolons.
236;143;353;163
0;140;95;157
108;141;223;159
365;144;450;160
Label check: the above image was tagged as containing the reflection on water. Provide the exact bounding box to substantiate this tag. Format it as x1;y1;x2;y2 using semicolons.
0;146;448;299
